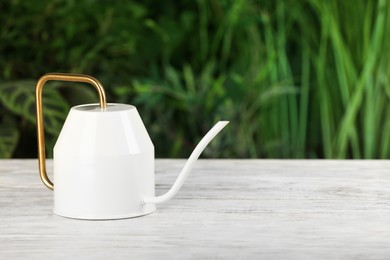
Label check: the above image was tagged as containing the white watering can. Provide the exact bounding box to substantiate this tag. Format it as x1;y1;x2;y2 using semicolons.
35;73;228;220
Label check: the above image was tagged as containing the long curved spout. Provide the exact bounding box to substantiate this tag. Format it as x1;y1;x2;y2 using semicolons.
143;121;229;204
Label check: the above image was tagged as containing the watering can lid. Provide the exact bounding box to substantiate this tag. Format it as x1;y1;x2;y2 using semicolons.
72;103;135;112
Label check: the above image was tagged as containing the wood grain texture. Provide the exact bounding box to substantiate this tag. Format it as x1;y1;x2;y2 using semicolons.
1;159;390;259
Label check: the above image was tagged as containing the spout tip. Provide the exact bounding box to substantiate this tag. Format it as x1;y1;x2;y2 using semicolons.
217;121;230;127
211;121;229;134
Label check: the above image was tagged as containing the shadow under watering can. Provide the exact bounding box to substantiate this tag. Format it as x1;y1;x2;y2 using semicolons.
35;73;229;220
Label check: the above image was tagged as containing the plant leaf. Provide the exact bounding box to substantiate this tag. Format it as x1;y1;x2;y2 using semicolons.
0;80;70;135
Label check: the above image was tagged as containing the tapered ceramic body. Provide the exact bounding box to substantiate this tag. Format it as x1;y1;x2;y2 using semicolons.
53;104;156;220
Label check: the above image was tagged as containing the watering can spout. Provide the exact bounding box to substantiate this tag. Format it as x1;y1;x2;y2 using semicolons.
143;121;229;204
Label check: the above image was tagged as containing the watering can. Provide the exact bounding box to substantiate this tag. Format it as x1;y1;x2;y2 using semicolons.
35;73;228;220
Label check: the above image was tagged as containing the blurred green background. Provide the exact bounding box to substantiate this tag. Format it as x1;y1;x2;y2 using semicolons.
0;0;389;159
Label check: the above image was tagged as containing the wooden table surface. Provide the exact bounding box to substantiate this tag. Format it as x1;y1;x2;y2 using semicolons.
1;159;390;259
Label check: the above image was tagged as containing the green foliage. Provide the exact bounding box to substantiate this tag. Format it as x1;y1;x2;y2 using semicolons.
0;116;19;158
304;0;390;158
0;0;390;158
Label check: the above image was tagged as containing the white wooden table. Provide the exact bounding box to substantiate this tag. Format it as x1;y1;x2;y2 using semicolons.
1;159;390;259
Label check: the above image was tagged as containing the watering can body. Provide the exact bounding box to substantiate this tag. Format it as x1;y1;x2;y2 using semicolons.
36;73;228;220
54;104;156;219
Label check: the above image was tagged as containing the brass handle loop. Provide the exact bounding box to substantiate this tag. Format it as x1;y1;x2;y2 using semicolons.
35;73;107;190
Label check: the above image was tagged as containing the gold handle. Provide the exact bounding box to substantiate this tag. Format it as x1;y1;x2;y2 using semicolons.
35;73;107;190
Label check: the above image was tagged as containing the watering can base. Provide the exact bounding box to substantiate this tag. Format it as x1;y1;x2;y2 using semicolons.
53;206;156;220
